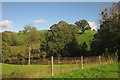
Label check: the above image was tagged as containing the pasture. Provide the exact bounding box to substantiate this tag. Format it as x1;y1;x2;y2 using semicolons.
2;62;119;78
2;63;81;78
55;62;119;78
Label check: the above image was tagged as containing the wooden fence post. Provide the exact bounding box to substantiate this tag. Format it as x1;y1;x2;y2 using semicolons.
81;56;83;69
99;55;101;64
51;56;54;77
108;55;111;63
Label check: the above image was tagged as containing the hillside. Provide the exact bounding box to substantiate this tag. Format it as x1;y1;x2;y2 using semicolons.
15;30;96;50
76;30;96;50
38;30;96;50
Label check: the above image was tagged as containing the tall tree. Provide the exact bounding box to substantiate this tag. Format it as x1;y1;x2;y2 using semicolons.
75;20;91;33
23;25;40;64
40;21;79;57
91;2;120;60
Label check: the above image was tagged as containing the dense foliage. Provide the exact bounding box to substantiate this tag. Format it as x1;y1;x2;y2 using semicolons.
40;21;79;57
75;20;91;33
91;2;120;60
2;20;95;63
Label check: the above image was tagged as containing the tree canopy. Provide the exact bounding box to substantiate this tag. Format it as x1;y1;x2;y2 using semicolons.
91;2;120;60
40;21;79;57
75;20;91;33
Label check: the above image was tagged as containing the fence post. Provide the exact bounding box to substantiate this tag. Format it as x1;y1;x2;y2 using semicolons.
81;56;83;69
51;56;54;77
99;55;101;64
108;55;111;63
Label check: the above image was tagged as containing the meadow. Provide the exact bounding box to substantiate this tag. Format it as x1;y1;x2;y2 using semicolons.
76;30;96;50
2;62;119;78
55;62;119;78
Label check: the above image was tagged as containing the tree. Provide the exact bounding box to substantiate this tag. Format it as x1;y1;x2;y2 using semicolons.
75;20;91;33
91;2;120;60
85;26;91;30
2;31;18;46
40;21;79;57
10;33;18;46
63;38;79;57
23;25;40;64
81;42;88;56
2;42;11;62
81;42;88;51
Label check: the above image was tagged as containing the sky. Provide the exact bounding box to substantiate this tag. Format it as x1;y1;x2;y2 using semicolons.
1;0;119;2
0;2;113;32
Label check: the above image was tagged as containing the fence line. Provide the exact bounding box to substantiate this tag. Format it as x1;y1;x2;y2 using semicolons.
3;55;118;77
5;55;117;65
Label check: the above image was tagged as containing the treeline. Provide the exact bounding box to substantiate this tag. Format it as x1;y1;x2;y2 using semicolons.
2;2;120;63
2;20;93;63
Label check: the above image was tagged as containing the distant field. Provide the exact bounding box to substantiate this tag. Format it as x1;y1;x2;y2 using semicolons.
39;30;96;50
76;30;96;50
55;62;119;78
15;30;96;50
2;62;119;78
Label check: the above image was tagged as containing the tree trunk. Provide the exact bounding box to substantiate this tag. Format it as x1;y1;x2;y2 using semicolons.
28;48;31;65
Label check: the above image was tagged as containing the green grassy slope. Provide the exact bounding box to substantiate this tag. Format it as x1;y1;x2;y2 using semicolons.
14;30;96;49
38;30;96;50
15;30;47;43
76;30;96;50
55;63;119;78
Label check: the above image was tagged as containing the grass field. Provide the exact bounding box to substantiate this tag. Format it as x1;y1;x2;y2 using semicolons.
2;64;51;78
16;30;96;50
76;30;96;50
55;62;119;78
2;64;80;78
2;62;119;78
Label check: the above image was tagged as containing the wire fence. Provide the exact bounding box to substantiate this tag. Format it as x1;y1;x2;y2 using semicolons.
5;55;118;65
3;54;118;78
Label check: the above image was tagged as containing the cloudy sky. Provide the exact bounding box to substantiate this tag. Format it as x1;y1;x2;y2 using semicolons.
1;2;112;32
